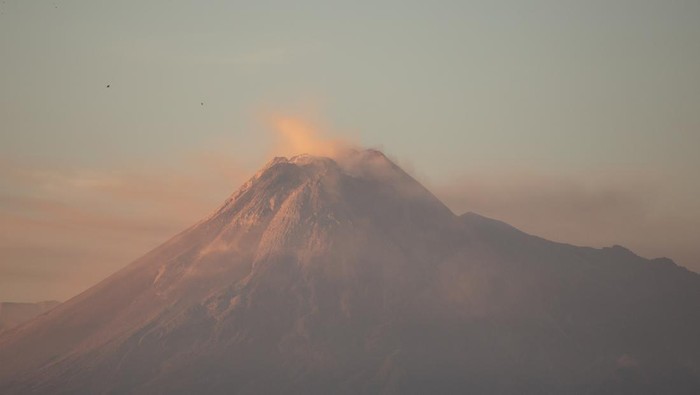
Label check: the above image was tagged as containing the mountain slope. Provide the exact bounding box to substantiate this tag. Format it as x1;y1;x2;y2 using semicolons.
0;301;59;334
0;150;698;394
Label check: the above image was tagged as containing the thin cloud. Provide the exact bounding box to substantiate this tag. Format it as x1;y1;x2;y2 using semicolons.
0;150;255;302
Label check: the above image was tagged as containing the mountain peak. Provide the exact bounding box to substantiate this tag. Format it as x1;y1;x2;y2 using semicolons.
258;148;393;175
213;148;453;239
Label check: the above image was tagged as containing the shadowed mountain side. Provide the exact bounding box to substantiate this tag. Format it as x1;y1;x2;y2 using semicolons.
0;150;698;394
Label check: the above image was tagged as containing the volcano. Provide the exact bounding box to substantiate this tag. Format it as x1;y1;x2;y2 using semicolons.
1;149;699;394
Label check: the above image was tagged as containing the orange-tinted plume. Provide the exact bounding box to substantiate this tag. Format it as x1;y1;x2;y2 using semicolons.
271;116;351;158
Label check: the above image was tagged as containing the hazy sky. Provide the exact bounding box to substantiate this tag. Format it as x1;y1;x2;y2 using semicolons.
1;1;699;301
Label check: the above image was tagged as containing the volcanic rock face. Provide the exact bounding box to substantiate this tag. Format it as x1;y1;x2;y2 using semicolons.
1;149;699;394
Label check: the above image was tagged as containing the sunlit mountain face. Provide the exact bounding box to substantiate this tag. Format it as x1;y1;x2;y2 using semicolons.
1;150;699;394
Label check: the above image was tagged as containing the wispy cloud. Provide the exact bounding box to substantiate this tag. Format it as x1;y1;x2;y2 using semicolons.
0;150;253;302
268;116;355;158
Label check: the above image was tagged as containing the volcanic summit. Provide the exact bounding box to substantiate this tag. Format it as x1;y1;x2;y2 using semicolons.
1;149;699;394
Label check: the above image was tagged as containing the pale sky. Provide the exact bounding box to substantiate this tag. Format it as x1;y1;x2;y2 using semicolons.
1;1;699;301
